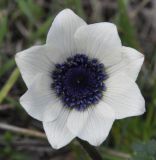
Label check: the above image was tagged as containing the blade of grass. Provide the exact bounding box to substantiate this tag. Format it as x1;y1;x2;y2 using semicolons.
6;96;21;108
0;15;8;44
31;16;53;42
117;0;140;49
0;59;15;77
0;68;20;104
27;0;44;20
16;0;36;25
64;0;85;19
74;0;85;19
72;142;91;160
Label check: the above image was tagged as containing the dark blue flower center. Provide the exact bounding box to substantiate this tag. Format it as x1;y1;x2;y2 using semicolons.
51;54;108;111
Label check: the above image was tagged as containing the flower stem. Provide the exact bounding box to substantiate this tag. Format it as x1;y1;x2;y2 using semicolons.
77;138;103;160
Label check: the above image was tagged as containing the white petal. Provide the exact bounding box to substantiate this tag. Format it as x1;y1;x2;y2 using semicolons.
74;23;122;67
78;102;115;146
67;108;90;136
107;46;144;81
46;9;86;56
104;72;145;119
15;45;58;87
20;73;59;121
43;100;63;122
43;108;75;149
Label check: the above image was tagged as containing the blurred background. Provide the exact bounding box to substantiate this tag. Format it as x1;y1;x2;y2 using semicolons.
0;0;156;160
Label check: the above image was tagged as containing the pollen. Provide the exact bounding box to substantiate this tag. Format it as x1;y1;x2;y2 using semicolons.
51;54;108;111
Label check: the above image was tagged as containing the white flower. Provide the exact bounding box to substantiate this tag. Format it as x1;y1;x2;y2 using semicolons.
15;9;145;149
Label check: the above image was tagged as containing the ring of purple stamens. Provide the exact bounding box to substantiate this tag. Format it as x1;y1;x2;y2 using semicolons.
51;54;108;111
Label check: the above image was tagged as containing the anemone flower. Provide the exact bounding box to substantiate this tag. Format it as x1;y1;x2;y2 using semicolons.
15;9;145;149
